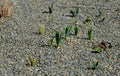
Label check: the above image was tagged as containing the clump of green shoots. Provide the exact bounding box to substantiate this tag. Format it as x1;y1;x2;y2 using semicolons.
91;47;102;53
48;38;53;47
38;26;44;35
74;25;79;36
70;7;79;17
65;25;72;40
83;17;91;25
29;55;37;67
74;20;79;36
88;28;92;40
55;31;62;48
92;60;99;70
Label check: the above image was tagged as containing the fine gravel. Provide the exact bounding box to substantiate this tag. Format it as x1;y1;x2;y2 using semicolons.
0;0;120;76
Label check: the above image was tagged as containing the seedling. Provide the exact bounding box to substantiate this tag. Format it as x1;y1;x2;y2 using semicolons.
88;28;92;40
91;47;102;53
74;20;78;26
83;17;91;25
55;31;62;48
38;26;44;35
70;7;79;17
48;4;53;13
98;10;102;17
29;55;37;67
99;17;105;22
74;25;79;36
97;10;105;22
92;60;99;70
65;25;72;40
48;38;53;47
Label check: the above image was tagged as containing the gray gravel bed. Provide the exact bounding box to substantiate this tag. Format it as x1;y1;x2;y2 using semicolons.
0;0;120;76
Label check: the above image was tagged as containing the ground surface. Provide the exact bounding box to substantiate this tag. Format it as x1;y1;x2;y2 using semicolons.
0;0;120;76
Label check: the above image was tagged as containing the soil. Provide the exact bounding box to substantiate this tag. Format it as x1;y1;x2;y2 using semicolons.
0;0;120;76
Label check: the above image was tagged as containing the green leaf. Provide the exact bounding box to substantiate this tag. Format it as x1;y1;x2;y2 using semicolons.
55;32;62;48
92;60;99;70
65;25;72;39
38;26;44;35
91;47;102;53
70;7;79;17
99;17;105;22
48;38;53;47
88;28;92;40
74;25;79;36
29;55;34;66
83;17;91;25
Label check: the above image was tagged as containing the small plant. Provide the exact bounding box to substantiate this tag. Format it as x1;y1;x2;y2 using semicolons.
98;10;102;17
88;28;92;40
91;47;102;53
65;25;72;40
83;17;91;25
55;31;62;48
70;7;79;17
29;55;37;67
48;38;53;47
97;10;105;22
74;20;78;26
74;25;79;36
99;17;105;22
38;26;44;35
92;60;99;70
48;4;53;13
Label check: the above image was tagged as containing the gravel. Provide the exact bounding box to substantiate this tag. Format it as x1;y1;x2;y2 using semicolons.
0;0;120;76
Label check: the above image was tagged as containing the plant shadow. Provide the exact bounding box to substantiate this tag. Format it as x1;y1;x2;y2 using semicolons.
79;37;89;40
91;51;100;54
65;14;74;17
50;35;65;40
87;67;97;70
33;32;39;35
42;11;51;14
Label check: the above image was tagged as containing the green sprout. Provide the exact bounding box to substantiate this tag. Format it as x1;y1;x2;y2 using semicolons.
88;28;92;40
65;25;72;40
97;10;105;22
91;47;102;53
74;25;79;36
70;7;79;17
38;26;44;35
55;31;62;48
99;17;105;22
92;60;99;70
74;20;78;26
29;55;37;67
83;17;91;25
98;10;102;17
48;4;53;13
48;38;53;47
